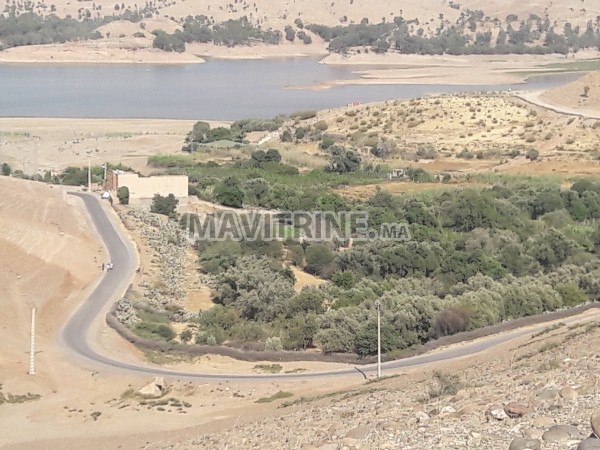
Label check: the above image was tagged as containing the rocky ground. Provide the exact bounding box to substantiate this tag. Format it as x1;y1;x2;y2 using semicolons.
116;208;192;323
162;320;600;450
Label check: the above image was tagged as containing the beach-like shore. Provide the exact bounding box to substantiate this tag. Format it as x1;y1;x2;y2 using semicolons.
1;37;598;86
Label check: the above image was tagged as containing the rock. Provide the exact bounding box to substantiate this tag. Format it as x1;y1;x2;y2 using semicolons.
537;388;559;401
525;429;543;441
559;386;578;400
578;383;595;396
440;405;456;414
593;411;600;438
345;426;370;440
532;417;556;428
340;437;359;446
415;411;430;423
577;438;600;450
504;402;533;418
508;437;541;450
578;438;600;450
138;377;166;398
542;425;581;443
487;408;509;421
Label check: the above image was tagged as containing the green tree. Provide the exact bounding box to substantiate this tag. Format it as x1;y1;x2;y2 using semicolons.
117;186;129;205
214;177;245;208
150;193;179;217
1;163;11;176
326;147;361;173
304;244;335;276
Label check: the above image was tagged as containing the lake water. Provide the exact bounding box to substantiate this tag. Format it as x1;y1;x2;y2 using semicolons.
0;58;583;120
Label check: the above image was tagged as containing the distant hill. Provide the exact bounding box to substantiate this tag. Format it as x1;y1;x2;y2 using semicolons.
2;0;600;55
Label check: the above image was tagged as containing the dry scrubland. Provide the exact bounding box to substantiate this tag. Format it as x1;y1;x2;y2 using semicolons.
2;0;600;71
0;118;202;174
164;315;600;450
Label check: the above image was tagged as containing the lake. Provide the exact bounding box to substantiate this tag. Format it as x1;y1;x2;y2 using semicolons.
0;58;583;120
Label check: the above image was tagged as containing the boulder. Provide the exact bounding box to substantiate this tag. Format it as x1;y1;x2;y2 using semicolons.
542;425;581;443
537;388;559;401
532;417;556;428
559;386;578;401
487;407;509;421
508;437;541;450
579;438;600;450
345;425;370;440
504;402;533;418
593;411;600;438
138;377;166;398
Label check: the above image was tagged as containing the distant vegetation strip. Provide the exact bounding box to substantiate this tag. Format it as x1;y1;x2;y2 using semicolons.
2;8;600;56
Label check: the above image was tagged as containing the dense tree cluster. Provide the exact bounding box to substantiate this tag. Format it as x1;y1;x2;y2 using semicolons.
153;15;281;52
0;11;143;49
306;12;600;55
176;166;600;355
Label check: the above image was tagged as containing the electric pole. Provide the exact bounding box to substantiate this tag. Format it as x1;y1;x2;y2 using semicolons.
28;307;36;375
376;300;381;380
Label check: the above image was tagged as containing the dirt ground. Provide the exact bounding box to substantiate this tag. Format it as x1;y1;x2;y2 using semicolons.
0;117;210;174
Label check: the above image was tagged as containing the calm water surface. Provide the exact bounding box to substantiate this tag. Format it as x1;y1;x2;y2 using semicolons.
0;59;583;120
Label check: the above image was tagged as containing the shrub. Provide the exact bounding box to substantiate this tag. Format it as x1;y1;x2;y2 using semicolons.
265;336;283;351
526;149;539;160
117;186;129;205
150;193;178;217
313;120;329;131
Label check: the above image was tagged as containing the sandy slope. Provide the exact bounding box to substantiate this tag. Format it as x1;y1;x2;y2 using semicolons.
541;70;600;115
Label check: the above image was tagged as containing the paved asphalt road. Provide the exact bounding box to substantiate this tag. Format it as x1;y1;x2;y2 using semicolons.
60;193;597;381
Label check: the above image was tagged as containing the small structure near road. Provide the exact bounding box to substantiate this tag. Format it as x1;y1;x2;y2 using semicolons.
105;170;188;207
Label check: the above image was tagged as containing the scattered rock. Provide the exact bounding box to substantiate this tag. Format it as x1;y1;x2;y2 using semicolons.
415;411;430;423
559;386;578;401
593;411;600;438
578;438;600;450
138;377;167;398
532;417;556;428
345;425;370;440
542;425;581;443
508;437;541;450
487;408;509;421
537;389;559;401
504;402;533;418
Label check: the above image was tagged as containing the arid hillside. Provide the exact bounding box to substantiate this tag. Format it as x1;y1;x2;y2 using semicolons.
543;71;600;115
36;0;600;31
271;91;600;188
161;313;600;450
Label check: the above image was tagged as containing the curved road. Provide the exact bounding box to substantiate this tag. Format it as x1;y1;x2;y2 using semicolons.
61;193;598;381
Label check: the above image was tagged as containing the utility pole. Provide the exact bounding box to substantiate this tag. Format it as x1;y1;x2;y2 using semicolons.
87;158;92;193
28;307;36;375
377;302;381;379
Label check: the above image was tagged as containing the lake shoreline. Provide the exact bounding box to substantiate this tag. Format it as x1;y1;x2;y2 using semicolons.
1;41;598;86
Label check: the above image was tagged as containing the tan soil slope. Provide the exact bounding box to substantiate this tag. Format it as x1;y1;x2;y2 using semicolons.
0;177;101;377
542;71;600;115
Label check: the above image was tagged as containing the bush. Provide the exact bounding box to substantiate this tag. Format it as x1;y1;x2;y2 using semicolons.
304;244;335;276
117;186;129;205
526;149;539;160
1;163;11;176
150;193;178;217
265;336;283;351
313;120;329;131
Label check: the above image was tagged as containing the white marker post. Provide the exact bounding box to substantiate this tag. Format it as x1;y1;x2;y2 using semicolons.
28;307;36;375
376;300;381;380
